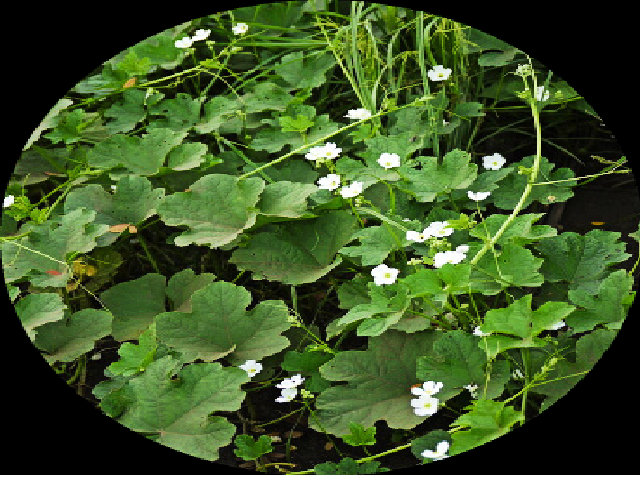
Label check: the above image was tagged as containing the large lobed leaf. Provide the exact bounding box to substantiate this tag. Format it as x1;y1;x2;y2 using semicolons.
104;356;246;461
156;281;291;365
313;330;441;436
230;210;357;285
157;174;265;247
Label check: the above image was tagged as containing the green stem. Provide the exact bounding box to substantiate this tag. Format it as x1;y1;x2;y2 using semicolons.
136;232;162;275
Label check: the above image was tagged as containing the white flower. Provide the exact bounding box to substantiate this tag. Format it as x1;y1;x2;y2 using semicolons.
473;326;490;337
421;440;450;461
455;245;469;254
3;195;15;208
377;152;401;169
344;108;372;121
232;23;249;35
191;29;211;41
433;250;466;268
340;181;363;198
548;320;566;330
371;264;399;286
406;230;430;243
425;221;453;238
482;153;506;170
306;142;342;162
317;174;341;191
512;369;524;380
411;381;443;397
467;191;491;201
305;145;325;161
174;36;193;48
427;65;452;81
275;387;298;403
239;360;263;378
535;86;550;102
411;395;439;416
276;374;305;389
322;142;342;160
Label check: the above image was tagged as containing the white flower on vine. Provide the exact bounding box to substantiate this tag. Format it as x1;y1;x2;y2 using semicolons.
456;245;469;254
427;65;452;81
467;191;491;201
344;108;372;121
276;374;305;389
411;381;443;397
317;174;341;191
371;263;399;286
275;387;298;403
377;152;401;169
433;250;466;269
174;36;193;48
425;221;453;238
239;360;263;378
421;441;450;461
232;23;249;35
411;395;439;416
340;181;363;198
3;195;15;208
406;230;431;243
191;29;211;41
482;153;506;170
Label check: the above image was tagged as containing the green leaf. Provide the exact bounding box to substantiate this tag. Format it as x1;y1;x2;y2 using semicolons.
416;331;486;395
104;356;245;461
233;434;274;461
566;270;633;333
273;51;336;90
1;208;109;287
108;324;158;377
147;93;202;133
313;330;441;436
339;223;405;266
281;350;334;373
531;329;617;411
100;273;167;341
64;175;164;245
43;108;108;145
449;399;523;455
15;293;67;341
196;96;241;134
157;174;265;247
535;229;630;293
279;114;314;132
156;281;291;364
256;181;318;218
34;309;112;364
87;128;188;175
479;295;576;357
230;210;357;285
166;268;216;313
398;149;477;202
166;142;208;171
341;422;376;447
469;243;544;295
104;89;147;134
469;213;557;245
492;156;576;210
313;457;389;475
